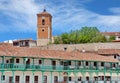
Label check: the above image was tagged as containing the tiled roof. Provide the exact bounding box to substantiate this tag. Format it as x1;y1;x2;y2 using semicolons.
37;11;52;17
98;49;120;55
13;38;36;42
0;43;119;62
101;32;120;36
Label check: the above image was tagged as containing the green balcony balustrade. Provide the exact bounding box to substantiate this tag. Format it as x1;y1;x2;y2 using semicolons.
0;63;119;71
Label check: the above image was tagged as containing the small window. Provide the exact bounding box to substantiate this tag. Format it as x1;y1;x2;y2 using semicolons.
114;55;116;59
16;59;19;63
39;60;42;64
54;76;58;82
1;75;5;80
64;47;67;51
68;61;71;65
113;63;116;67
101;62;104;66
78;61;81;66
86;76;89;81
25;42;29;46
42;29;45;32
34;76;38;82
94;77;98;81
6;60;9;63
42;19;45;25
94;62;97;66
15;76;20;81
10;59;14;63
86;61;89;66
44;75;47;83
101;76;104;80
78;77;81;81
60;61;63;65
69;77;72;81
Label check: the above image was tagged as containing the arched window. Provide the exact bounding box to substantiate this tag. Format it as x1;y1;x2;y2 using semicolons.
42;19;45;25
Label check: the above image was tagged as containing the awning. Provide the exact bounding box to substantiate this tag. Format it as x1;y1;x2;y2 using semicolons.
112;73;117;76
105;72;110;76
69;72;75;77
77;72;82;77
93;72;97;77
98;72;104;76
85;72;90;76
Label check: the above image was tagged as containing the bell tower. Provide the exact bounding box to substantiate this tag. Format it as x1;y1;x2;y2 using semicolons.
37;9;52;46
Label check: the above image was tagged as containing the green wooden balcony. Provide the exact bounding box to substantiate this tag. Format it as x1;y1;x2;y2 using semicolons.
0;63;119;71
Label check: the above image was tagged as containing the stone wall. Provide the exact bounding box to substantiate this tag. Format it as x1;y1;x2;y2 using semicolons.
42;42;120;51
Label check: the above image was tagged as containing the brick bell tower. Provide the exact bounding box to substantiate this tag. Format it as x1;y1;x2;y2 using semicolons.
37;8;52;46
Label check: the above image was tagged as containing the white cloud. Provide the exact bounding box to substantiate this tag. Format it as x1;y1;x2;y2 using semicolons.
0;0;120;34
109;7;120;15
0;0;41;32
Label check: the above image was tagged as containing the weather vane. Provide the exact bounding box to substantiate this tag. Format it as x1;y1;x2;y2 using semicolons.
43;6;46;12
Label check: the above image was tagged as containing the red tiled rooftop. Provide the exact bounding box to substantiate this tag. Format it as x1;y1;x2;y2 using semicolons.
37;11;52;17
0;43;119;62
98;49;120;55
101;32;120;36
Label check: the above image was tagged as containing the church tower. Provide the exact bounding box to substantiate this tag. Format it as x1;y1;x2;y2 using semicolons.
37;9;52;46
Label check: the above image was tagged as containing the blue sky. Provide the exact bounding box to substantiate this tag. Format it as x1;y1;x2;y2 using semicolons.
0;0;120;42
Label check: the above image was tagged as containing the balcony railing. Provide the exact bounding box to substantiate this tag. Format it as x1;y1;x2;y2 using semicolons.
0;63;119;71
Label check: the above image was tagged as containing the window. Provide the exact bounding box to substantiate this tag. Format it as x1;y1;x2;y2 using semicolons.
25;42;29;46
42;19;45;25
69;77;72;81
54;76;58;82
94;62;97;66
78;77;81;81
16;59;19;63
68;61;71;65
114;55;116;59
113;63;116;67
86;61;89;66
13;42;19;46
15;76;20;82
34;76;38;82
42;29;45;32
26;76;30;82
60;61;63;65
39;60;42;64
1;75;5;80
86;77;89;81
94;77;98;81
10;59;14;63
6;60;9;63
101;62;104;66
101;76;104;81
64;47;67;51
44;75;47;83
78;61;81;66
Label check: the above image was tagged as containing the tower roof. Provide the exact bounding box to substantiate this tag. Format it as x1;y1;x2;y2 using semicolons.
37;8;52;17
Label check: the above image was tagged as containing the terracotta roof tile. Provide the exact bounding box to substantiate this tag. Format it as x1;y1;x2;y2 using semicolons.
98;49;120;55
101;32;120;36
0;43;119;62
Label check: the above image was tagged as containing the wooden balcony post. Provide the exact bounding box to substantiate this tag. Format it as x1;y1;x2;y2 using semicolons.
12;71;15;83
22;71;25;83
1;71;4;83
50;72;52;83
32;71;34;83
42;71;44;83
